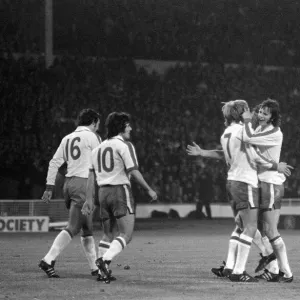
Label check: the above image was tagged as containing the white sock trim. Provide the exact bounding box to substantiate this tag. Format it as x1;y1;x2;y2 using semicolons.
115;236;127;249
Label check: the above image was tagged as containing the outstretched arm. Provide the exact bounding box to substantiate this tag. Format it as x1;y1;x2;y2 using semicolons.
186;142;224;160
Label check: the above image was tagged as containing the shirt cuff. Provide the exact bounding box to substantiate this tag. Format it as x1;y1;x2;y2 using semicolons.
46;184;55;191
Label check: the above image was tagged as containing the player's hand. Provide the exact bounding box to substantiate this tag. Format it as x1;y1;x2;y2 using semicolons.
41;190;52;204
147;189;158;203
277;162;293;177
186;142;203;156
242;108;253;120
81;201;94;216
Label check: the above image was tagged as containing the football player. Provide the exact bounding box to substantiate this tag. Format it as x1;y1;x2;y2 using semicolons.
242;99;293;282
187;100;292;282
82;112;157;283
39;108;101;278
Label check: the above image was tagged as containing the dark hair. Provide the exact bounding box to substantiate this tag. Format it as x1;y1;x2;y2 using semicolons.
251;104;262;130
77;109;100;126
260;99;281;127
105;112;131;139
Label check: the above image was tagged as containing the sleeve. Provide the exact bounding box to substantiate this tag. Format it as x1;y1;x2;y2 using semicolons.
245;143;278;171
46;140;66;186
242;119;281;146
121;142;139;172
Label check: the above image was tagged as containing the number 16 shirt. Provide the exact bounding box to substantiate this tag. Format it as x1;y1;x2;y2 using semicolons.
46;126;101;186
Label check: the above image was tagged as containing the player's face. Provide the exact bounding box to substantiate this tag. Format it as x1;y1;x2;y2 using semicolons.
258;107;272;127
122;123;132;141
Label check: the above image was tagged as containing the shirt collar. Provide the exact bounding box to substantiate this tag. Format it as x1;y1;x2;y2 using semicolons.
75;126;92;132
112;135;124;141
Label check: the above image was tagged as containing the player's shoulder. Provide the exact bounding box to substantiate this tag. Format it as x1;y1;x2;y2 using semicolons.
122;140;136;152
61;131;74;142
111;137;135;147
223;123;242;135
257;124;282;136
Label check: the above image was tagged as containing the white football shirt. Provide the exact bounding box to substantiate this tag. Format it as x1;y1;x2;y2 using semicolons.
243;119;285;184
46;126;101;185
91;135;138;186
221;123;278;187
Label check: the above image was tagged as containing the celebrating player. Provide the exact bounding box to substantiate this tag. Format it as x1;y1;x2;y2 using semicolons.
186;100;292;282
81;112;157;283
39;108;101;278
242;99;293;282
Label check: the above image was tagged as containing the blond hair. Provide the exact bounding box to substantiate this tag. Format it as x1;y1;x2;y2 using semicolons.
222;99;249;126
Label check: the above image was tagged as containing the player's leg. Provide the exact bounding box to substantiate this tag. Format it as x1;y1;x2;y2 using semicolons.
260;182;292;282
98;218;117;258
39;201;81;278
229;182;259;282
231;207;258;274
253;211;277;273
212;182;240;278
97;185;135;283
211;225;241;278
95;217;118;282
81;211;98;275
253;182;278;279
102;212;134;262
262;209;293;281
97;212;134;283
254;212;277;275
104;184;135;258
225;223;242;271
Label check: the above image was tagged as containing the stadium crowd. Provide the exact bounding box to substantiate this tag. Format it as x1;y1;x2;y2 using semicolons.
1;55;299;202
1;0;300;203
1;0;300;65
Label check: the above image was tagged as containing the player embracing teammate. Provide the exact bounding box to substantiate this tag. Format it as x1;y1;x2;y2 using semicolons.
187;99;293;282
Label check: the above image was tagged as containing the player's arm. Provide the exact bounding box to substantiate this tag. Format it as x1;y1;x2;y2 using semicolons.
246;144;293;176
123;142;157;202
242;117;281;146
186;142;224;160
42;141;65;203
129;169;157;202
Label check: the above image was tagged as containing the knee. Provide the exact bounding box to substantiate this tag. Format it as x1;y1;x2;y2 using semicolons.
235;214;243;230
65;224;81;237
264;227;279;240
81;223;93;238
102;233;113;243
81;229;93;237
119;233;133;244
243;223;258;238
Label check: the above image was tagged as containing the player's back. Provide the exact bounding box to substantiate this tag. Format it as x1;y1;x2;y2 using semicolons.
62;127;100;179
221;123;258;187
92;136;138;186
